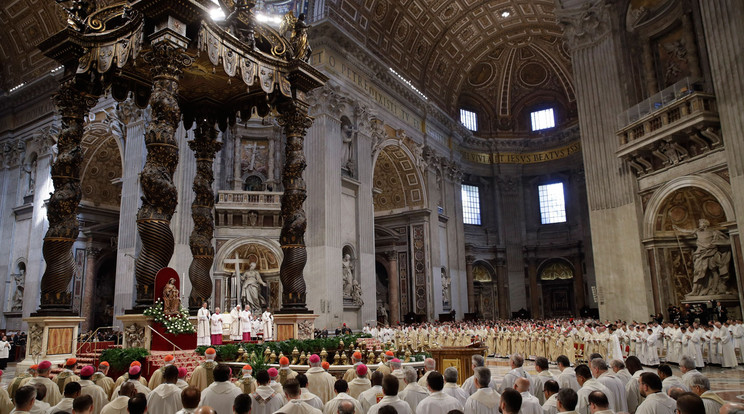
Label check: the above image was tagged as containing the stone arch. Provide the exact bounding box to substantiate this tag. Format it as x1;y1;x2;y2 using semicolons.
472;260;495;283
537;258;575;281
215;237;283;275
372;141;427;213
80;125;123;208
643;174;734;239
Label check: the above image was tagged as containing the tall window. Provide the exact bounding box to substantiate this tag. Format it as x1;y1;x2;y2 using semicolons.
460;109;478;131
461;184;481;225
531;108;555;131
538;182;566;224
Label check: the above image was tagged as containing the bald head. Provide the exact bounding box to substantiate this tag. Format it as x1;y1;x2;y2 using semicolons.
194;407;216;414
515;377;530;393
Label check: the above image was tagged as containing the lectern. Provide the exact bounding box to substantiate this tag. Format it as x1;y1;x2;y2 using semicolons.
429;346;488;385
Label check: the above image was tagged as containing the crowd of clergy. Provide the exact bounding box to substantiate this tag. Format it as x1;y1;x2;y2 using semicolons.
196;304;274;346
365;319;744;369
0;343;740;414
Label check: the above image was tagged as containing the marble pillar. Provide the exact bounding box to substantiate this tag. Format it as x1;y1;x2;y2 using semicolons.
465;256;475;313
385;251;400;324
113;100;145;325
558;1;651;321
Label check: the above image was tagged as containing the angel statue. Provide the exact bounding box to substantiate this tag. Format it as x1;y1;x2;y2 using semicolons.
218;0;257;48
280;12;312;61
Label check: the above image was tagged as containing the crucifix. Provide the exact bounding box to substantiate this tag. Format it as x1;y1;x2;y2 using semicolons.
223;251;253;309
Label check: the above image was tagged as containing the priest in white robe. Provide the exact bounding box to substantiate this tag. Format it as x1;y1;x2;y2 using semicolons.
717;322;738;368
229;305;243;341
398;367;428;413
210;307;224;345
464;367;500;414
251;370;286;414
240;307;252;342
417;371;463;414
79;365;110;414
645;329;660;366
262;308;274;341
199;364;243;414
197;303;211;346
574;364;616;414
276;379;323;414
147;365;183;414
322;380;363;414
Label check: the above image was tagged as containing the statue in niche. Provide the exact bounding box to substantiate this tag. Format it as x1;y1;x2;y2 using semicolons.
240;262;266;313
22;158;36;196
162;278;180;315
340;118;356;176
11;270;24;312
342;254;354;298
441;267;451;306
673;219;734;296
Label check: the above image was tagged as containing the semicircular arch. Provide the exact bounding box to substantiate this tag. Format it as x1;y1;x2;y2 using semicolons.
373;141;427;213
215;237;283;275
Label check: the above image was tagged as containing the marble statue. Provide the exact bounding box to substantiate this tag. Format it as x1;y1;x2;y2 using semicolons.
351;280;363;306
674;219;733;296
341;120;355;173
162;278;180;314
342;254;354;298
441;267;451;305
240;262;266;313
22;158;36;196
11;270;24;312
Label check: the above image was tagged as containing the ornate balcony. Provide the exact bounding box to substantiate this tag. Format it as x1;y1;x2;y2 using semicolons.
215;191;282;228
616;78;721;176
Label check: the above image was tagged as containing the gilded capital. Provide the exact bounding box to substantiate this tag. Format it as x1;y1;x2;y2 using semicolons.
557;0;612;50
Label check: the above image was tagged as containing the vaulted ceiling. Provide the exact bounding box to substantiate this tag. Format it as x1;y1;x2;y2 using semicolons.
1;0;577;135
323;0;577;134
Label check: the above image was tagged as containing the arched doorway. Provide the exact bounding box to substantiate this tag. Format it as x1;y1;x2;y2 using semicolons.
539;259;575;317
92;256;116;329
472;262;497;319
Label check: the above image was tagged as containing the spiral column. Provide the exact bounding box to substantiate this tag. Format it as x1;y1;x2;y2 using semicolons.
134;42;192;309
39;85;97;312
277;103;314;313
188;116;221;313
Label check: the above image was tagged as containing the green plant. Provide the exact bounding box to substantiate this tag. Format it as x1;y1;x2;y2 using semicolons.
99;348;150;371
217;344;239;361
143;300;195;335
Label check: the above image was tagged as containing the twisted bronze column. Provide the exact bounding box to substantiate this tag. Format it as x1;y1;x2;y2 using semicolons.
188;116;221;312
134;43;192;308
39;85;97;312
277;103;313;313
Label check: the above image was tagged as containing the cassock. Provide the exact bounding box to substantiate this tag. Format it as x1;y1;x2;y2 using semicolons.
250;385;286;414
92;372;115;400
79;379;110;414
229;307;242;341
188;360;217;392
26;377;62;406
147;383;183;414
262;310;274;341
443;383;469;406
398;383;429;413
635;391;676;414
199;381;242;414
597;372;628;414
519;392;543;414
111;379;150;400
576;379;615;414
542;393;558;414
240;309;252;342
366;395;412;414
305;367;336;404
100;396;130;414
276;400;323;414
299;389;324;410
210;312;224;345
197;307;211;346
48;397;74;414
464;388;501;414
347;378;371;400
700;391;724;414
322;393;363;414
719;325;738;368
557;368;581;392
415;392;463;414
358;385;385;413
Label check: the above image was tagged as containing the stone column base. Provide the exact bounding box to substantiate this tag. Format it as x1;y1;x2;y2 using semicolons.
18;316;85;372
117;314;154;349
273;314;318;341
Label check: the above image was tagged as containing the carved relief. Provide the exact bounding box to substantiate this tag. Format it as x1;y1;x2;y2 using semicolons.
125;324;145;348
28;324;43;357
557;1;611;50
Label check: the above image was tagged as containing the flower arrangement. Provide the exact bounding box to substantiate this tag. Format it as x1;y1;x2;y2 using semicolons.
143;299;195;335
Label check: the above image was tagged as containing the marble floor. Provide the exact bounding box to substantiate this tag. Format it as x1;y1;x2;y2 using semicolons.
485;358;744;403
